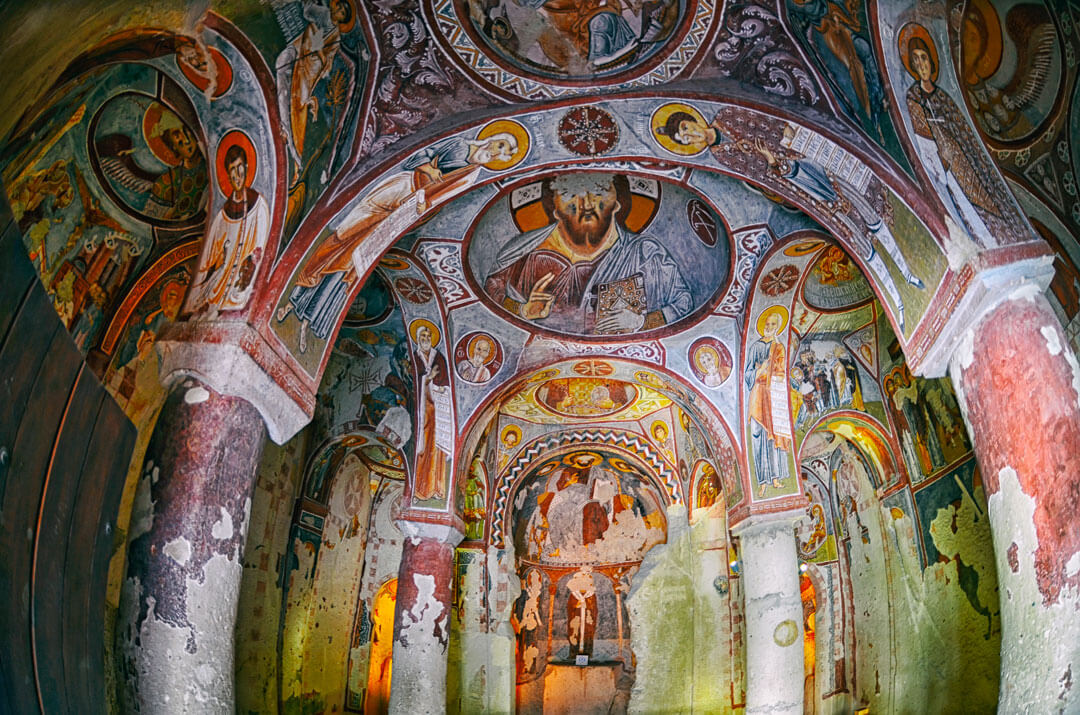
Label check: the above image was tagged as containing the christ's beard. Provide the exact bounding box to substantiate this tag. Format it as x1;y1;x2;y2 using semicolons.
562;212;611;249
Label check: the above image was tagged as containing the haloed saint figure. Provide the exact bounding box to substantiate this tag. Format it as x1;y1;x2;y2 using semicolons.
744;308;793;497
187;139;269;315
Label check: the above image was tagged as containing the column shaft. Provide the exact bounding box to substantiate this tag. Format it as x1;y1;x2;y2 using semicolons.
389;523;463;715
117;378;266;713
949;292;1080;712
736;516;804;715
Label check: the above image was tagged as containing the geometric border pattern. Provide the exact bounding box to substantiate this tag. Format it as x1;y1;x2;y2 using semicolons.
430;0;717;100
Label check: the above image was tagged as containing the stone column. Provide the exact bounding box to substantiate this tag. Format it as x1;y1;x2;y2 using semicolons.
389;521;464;715
948;290;1080;713
117;378;267;713
732;514;804;715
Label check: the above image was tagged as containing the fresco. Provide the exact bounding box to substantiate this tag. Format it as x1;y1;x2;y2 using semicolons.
459;439;489;540
913;459;997;633
90;94;208;226
2;4;1052;713
104;255;195;417
792;336;866;426
790;316;887;439
501;373;671;424
459;0;687;81
784;0;911;173
425;0;716;103
658;102;944;336
744;305;797;498
535;377;636;418
882;362;970;485
896;21;1031;247
796;470;838;564
692;459;722;512
1;62;198;353
956;0;1063;145
408;318;454;505
185;131;270;316
801;244;873;312
342;270;395;327
276;119;530;369
511;449;667;565
303;268;417;503
271;0;372;238
688;337;732;388
467;172;730;339
453;331;503;384
1036;220;1080;328
507;447;667;692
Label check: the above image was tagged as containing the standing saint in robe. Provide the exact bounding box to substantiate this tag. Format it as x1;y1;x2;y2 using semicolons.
410;320;452;502
566;567;598;658
512;570;546;679
744;307;794;497
187;142;269;315
900;25;1028;247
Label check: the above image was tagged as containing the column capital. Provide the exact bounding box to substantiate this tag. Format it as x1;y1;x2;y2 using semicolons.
730;510;803;539
913;255;1054;378
157;320;313;444
395;517;465;547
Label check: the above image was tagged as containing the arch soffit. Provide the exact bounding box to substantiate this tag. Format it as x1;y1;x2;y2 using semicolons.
259;92;957;393
491;433;677;550
16;16;290;297
453;357;746;529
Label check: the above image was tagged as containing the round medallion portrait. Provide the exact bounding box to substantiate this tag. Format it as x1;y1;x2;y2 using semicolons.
90;86;208;228
454;331;503;384
448;0;691;83
425;0;715;99
465;171;730;340
688;337;732;388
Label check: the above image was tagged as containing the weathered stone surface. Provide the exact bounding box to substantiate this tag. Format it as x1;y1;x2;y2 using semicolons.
733;514;804;715
951;293;1080;713
117;379;266;713
627;504;734;713
388;524;462;715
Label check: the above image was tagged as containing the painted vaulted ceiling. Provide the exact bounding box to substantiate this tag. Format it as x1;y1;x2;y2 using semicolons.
0;0;1077;523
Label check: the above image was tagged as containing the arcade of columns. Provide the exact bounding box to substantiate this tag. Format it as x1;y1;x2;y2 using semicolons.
118;231;1080;715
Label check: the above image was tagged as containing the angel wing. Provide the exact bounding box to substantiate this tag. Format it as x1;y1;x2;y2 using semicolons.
1002;5;1057;111
95;134;157;196
71;164;126;234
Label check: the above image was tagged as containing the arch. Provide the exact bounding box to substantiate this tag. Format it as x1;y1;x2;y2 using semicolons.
493;432;679;551
300;429;402;505
8;15;291;315
365;578;398;715
260;92;959;403
799;411;901;491
450;357;746;538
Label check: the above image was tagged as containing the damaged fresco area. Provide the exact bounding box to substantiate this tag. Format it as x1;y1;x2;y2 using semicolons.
117;380;266;712
3;2;1080;715
791;274;998;713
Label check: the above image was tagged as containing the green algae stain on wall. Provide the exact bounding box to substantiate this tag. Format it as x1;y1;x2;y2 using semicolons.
627;505;740;714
